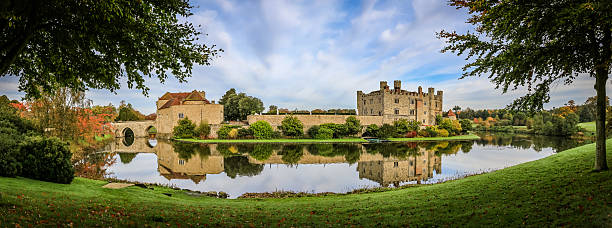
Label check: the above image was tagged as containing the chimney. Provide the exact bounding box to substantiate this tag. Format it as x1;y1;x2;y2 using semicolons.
380;81;388;91
418;86;423;95
394;80;401;91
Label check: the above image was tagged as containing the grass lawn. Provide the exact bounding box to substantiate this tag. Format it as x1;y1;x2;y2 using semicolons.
1;140;611;226
578;121;596;132
388;134;480;142
177;138;368;143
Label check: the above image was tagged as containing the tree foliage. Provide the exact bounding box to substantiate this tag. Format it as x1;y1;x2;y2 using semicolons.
219;88;264;121
250;120;274;139
280;115;303;137
1;0;221;98
172;117;196;139
439;0;611;170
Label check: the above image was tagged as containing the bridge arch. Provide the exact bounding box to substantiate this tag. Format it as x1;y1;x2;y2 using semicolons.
113;120;156;138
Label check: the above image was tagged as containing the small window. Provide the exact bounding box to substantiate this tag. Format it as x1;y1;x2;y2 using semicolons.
363;100;366;105
424;111;427;115
394;98;399;103
178;160;185;165
378;111;382;116
410;110;415;115
178;113;184;118
411;99;414;104
370;109;373;115
422;119;426;123
435;102;438;108
394;109;399;115
424;102;427;106
394;162;399;167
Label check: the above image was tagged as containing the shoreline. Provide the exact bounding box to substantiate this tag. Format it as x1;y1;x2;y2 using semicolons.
175;133;480;144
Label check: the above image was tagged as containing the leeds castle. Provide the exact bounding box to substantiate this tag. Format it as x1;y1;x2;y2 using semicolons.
357;80;443;125
115;80;443;138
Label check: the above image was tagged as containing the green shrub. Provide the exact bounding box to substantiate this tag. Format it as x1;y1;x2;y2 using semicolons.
194;122;211;139
217;125;241;139
280;115;303;137
0;131;20;177
394;119;421;135
250;121;274;139
424;126;439;137
271;131;282;139
19;136;74;184
307;125;320;138
319;123;349;138
172;118;196;139
344;116;362;135
315;127;334;139
459;119;472;132
237;128;253;139
363;124;379;137
436;129;450;137
377;124;396;139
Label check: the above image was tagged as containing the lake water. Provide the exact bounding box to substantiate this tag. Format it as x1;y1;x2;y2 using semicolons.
89;133;588;198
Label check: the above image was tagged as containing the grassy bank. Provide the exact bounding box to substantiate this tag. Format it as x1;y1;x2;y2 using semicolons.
1;140;611;226
388;134;480;142
177;138;368;143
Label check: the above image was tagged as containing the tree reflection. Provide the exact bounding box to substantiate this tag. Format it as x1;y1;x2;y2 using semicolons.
223;156;264;178
248;144;280;161
172;142;211;160
118;153;137;164
278;144;304;164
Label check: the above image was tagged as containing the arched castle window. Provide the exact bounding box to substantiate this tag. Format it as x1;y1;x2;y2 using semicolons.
394;98;399;103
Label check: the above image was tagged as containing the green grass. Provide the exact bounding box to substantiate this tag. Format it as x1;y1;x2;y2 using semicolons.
1;140;611;226
578;121;596;132
177;138;368;143
388;133;480;142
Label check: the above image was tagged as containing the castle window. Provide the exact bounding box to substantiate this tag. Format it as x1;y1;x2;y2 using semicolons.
422;119;425;123
410;110;415;115
370;109;373;115
394;162;398;167
179;160;185;165
394;109;399;115
424;111;427;115
394;98;399;103
435;102;438;108
378;111;382;116
178;113;184;118
363;100;366;105
424;102;427;106
370;99;373;104
411;99;414;104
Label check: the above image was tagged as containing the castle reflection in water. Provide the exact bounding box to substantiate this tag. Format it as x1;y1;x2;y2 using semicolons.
106;138;473;187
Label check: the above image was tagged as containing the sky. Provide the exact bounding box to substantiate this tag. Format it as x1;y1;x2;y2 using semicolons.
0;0;609;115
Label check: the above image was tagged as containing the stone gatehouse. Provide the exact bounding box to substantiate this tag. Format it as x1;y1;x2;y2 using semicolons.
357;80;443;125
155;90;224;138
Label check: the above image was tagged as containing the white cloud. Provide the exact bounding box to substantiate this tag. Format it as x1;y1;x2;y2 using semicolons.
1;0;609;114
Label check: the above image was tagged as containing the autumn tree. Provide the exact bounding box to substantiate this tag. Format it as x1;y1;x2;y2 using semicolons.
1;0;221;98
439;1;611;171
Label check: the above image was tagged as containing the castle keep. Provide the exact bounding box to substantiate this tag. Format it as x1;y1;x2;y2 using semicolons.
357;80;443;125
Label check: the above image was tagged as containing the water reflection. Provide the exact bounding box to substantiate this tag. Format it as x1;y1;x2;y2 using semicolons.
93;133;588;198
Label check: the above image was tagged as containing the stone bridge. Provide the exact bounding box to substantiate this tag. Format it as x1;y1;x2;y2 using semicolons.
113;120;157;138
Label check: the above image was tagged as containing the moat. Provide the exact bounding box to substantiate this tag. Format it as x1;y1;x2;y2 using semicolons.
89;133;589;198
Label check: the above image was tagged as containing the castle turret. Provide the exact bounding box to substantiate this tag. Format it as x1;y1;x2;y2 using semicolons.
418;86;423;96
380;81;388;91
428;87;434;95
394;80;401;91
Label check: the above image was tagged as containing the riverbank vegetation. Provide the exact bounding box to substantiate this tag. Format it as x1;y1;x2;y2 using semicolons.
1;139;610;226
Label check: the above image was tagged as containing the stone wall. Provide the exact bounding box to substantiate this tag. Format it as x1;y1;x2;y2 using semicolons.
246;114;384;130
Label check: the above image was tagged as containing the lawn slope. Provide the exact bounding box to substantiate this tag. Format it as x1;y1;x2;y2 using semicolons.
1;140;611;226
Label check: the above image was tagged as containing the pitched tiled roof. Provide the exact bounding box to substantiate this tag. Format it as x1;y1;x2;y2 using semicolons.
158;91;210;109
447;110;456;116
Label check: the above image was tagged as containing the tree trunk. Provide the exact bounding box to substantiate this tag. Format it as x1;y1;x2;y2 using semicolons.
594;71;609;171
